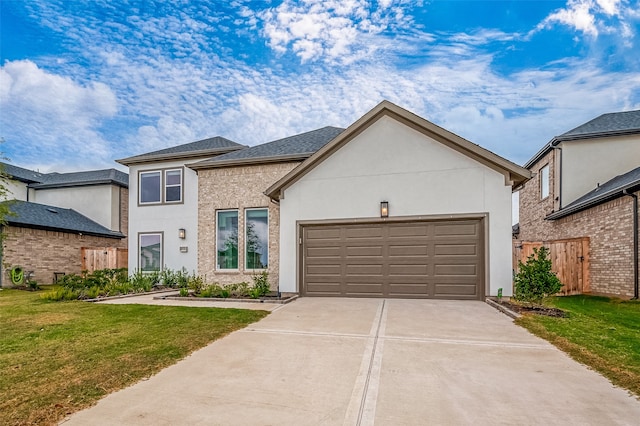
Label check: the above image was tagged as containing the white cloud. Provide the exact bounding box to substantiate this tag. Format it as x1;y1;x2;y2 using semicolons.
540;0;599;37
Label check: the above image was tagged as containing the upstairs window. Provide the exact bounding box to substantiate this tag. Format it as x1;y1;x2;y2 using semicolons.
540;164;550;199
139;168;183;205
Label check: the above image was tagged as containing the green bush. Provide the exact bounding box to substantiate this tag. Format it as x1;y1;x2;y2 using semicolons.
514;246;563;304
251;271;271;298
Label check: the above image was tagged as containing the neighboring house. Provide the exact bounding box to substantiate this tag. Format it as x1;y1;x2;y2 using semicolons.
518;110;640;298
116;136;246;274
0;163;128;286
122;101;529;299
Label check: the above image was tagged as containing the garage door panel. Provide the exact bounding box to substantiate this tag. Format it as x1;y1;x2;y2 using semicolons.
302;219;483;299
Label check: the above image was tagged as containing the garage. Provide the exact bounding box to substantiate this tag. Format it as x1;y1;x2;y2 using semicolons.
301;219;484;299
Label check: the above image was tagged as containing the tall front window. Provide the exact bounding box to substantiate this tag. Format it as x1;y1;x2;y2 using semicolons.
139;168;183;205
245;208;268;270
540;164;550;199
139;233;162;272
217;210;238;269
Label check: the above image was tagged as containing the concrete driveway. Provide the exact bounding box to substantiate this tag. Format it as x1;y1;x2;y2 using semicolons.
63;298;640;425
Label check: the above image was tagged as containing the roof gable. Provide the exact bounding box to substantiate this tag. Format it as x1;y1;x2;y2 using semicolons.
188;126;344;170
265;100;530;200
116;136;246;166
3;200;124;238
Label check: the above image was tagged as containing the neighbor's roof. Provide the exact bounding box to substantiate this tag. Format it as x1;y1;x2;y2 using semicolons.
30;169;129;189
188;126;345;170
265;100;531;200
3;200;125;239
525;109;640;169
116;136;246;166
546;166;640;220
1;162;46;183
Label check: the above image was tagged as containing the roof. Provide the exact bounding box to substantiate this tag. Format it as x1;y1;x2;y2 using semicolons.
546;166;640;220
116;136;246;166
31;169;129;189
525;109;640;168
3;200;125;239
1;162;46;183
188;126;345;170
265;100;531;200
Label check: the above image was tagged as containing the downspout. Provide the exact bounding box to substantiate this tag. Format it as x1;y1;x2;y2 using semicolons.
623;189;639;300
553;146;562;209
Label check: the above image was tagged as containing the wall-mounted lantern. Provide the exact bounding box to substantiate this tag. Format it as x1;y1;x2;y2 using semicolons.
380;201;389;218
178;228;186;239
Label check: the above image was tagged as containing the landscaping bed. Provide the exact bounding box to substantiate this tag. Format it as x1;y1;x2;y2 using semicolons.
489;298;567;317
157;291;298;304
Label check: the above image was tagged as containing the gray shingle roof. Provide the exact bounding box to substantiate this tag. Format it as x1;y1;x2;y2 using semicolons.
525;109;640;168
190;126;345;169
1;162;46;183
3;200;125;238
559;110;640;139
31;169;129;188
117;136;246;165
546;166;640;220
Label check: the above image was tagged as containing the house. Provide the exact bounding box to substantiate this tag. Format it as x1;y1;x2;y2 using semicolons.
265;101;529;299
517;110;640;298
0;163;128;286
116;137;246;274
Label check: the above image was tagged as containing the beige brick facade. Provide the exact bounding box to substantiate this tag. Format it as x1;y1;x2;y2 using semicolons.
2;226;126;286
197;162;299;289
519;150;639;297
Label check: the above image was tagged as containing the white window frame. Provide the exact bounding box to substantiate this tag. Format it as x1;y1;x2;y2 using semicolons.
138;167;184;205
138;232;163;273
540;164;550;199
245;208;269;271
216;209;239;271
164;169;183;203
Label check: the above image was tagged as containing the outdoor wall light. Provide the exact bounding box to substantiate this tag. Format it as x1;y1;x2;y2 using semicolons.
380;201;389;218
178;228;186;239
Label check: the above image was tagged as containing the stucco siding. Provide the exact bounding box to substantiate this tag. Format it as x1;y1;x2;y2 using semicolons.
127;160;198;273
34;185;116;231
560;135;640;207
279;116;514;296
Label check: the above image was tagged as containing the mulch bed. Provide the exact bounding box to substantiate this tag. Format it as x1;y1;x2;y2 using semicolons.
495;299;568;317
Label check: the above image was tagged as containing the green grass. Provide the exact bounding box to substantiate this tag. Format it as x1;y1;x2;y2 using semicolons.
0;287;269;425
516;295;640;397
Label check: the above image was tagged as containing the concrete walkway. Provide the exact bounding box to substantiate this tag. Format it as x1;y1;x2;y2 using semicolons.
63;298;640;425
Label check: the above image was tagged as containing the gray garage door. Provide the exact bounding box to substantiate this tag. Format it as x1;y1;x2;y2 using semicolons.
301;219;483;299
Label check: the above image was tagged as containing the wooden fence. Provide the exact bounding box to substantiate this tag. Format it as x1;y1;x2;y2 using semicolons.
81;247;128;273
513;237;590;296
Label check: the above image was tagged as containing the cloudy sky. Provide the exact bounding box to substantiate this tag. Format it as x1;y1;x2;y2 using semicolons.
1;0;639;173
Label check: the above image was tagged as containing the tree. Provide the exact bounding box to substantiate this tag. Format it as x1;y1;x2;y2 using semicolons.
514;246;563;303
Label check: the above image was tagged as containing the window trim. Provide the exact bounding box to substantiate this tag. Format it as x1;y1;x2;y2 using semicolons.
138;232;163;273
216;209;239;271
245;207;269;271
138;167;184;206
540;164;550;200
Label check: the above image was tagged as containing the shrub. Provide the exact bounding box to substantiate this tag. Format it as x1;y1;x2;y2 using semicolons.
514;246;563;304
251;271;271;298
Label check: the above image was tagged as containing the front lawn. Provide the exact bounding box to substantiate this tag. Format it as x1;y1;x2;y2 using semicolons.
0;288;269;425
517;295;640;397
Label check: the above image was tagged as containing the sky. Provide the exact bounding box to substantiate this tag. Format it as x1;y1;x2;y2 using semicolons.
1;0;639;175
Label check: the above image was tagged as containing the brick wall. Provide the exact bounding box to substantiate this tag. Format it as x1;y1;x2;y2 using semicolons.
120;186;129;245
519;150;638;297
197;162;299;289
2;226;126;286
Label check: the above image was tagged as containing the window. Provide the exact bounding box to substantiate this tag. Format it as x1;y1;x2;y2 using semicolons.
139;168;183;205
217;210;238;269
165;169;182;203
140;171;161;204
245;208;268;270
540;164;550;199
139;233;162;272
